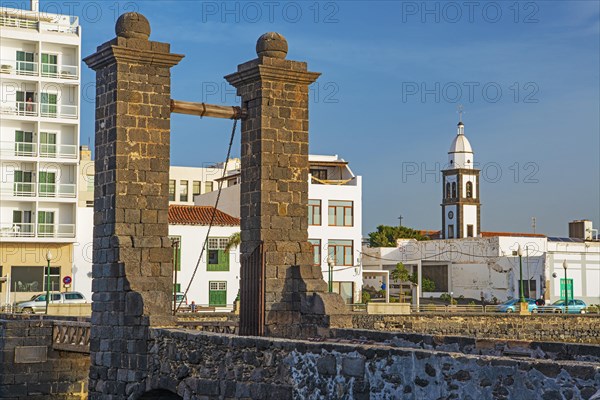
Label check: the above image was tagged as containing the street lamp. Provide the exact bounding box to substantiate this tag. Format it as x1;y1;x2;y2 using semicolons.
45;250;52;315
517;245;525;303
563;260;568;314
327;256;334;293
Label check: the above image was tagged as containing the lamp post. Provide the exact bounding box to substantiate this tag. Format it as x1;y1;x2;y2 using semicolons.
517;245;525;303
563;260;568;314
327;256;334;293
45;250;52;315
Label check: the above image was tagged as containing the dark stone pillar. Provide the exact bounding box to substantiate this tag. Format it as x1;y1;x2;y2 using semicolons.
226;33;349;338
83;12;183;399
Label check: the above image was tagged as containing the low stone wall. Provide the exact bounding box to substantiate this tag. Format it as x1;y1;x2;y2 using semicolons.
352;313;600;344
48;303;92;317
148;328;600;399
0;317;90;399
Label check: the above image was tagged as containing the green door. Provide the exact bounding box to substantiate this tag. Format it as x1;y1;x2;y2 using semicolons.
38;211;55;236
14;170;33;195
16;51;34;74
15;130;34;155
209;282;227;306
40;132;57;157
41;53;58;77
560;279;573;301
41;93;57;116
39;171;56;196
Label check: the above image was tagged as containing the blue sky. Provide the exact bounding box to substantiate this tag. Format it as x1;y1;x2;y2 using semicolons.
22;0;600;236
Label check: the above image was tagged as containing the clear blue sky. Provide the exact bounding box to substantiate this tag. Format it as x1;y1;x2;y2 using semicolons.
31;1;600;236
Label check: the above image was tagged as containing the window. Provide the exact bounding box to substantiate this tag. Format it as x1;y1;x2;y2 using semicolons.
14;130;34;156
207;237;230;271
209;281;227;306
64;293;84;300
448;224;454;239
39;171;56;196
467;225;474;237
12;210;33;234
169;236;181;271
332;281;354;304
38;211;55;236
308;239;321;266
451;182;457;198
16;90;35;115
40;132;57;157
308;199;321;226
40;93;58;116
466;181;473;198
41;53;58;77
87;176;95;193
193;181;201;196
310;168;327;182
13;170;33;196
328;240;353;266
445;182;451;198
179;180;188;202
205;181;214;193
16;51;34;74
11;266;42;292
328;200;353;226
168;180;176;201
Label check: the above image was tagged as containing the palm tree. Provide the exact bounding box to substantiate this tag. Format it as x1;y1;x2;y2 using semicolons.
224;231;241;252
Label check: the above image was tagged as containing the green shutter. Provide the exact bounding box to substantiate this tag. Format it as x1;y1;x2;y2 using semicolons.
207;249;230;271
209;289;226;306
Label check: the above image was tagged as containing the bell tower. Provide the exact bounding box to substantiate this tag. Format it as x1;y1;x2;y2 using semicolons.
441;119;481;239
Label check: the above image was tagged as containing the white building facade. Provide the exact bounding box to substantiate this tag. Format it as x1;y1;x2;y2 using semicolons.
0;2;81;304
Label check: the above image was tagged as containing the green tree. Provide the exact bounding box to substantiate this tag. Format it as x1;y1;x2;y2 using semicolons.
224;231;241;252
368;225;430;247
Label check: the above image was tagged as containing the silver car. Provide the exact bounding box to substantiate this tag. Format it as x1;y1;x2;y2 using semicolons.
16;291;87;314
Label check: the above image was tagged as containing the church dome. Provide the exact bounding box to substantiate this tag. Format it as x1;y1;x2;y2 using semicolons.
448;122;473;154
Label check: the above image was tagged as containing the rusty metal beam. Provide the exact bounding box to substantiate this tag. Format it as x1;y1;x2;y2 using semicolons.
170;99;244;120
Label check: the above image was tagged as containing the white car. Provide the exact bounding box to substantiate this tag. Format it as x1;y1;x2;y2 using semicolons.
16;291;87;314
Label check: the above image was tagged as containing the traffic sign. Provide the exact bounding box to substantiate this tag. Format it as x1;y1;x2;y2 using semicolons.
63;276;72;285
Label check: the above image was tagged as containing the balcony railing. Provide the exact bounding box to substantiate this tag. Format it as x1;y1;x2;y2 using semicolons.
0;59;79;80
0;59;37;76
40;104;78;119
0;141;37;157
1;15;79;35
1;182;36;197
38;183;76;198
41;63;78;80
39;143;77;159
0;223;35;238
38;223;75;238
0;101;37;117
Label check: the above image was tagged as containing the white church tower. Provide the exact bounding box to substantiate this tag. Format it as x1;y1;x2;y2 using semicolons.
441;119;481;238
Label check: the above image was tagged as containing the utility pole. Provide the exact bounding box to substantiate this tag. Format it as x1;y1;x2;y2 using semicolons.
531;217;536;234
398;215;403;227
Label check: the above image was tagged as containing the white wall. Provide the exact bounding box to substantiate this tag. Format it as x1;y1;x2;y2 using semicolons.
72;206;92;299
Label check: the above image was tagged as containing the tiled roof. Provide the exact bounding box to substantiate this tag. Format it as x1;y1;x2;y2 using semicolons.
481;231;546;238
168;205;240;226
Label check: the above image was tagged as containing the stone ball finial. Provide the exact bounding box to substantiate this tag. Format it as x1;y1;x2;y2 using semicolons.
256;32;288;59
115;12;151;39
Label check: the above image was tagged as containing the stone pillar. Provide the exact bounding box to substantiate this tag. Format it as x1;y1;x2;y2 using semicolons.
83;13;183;399
226;33;349;338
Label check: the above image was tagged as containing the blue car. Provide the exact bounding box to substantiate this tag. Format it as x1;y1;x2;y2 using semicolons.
546;299;587;314
497;298;538;313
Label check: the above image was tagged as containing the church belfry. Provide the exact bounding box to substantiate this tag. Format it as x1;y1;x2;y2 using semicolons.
441;120;481;239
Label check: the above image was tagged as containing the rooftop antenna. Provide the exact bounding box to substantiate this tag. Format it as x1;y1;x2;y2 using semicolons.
398;215;403;227
531;217;536;234
457;104;464;123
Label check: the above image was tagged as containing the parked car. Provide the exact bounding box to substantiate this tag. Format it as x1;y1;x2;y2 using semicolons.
542;299;587;314
497;298;538;313
16;291;87;314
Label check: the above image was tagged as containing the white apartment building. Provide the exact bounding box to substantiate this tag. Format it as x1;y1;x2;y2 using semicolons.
169;159;240;205
195;154;364;304
0;1;81;304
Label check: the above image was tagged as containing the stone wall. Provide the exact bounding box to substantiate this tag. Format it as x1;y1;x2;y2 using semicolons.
0;317;89;399
352;314;600;344
146;328;600;400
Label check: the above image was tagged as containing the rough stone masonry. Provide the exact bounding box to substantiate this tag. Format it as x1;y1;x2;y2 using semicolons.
83;12;183;399
226;32;350;338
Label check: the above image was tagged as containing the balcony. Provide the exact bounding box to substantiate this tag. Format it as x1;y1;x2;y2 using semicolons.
0;141;37;157
0;59;79;80
0;223;75;239
0;59;37;76
1;182;36;197
41;63;78;80
38;183;76;198
0;101;78;119
39;143;77;159
0;14;79;35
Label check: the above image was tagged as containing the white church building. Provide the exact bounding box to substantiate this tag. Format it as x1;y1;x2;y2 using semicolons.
363;121;600;306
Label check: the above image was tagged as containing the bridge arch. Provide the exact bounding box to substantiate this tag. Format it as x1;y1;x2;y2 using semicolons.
138;389;182;399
